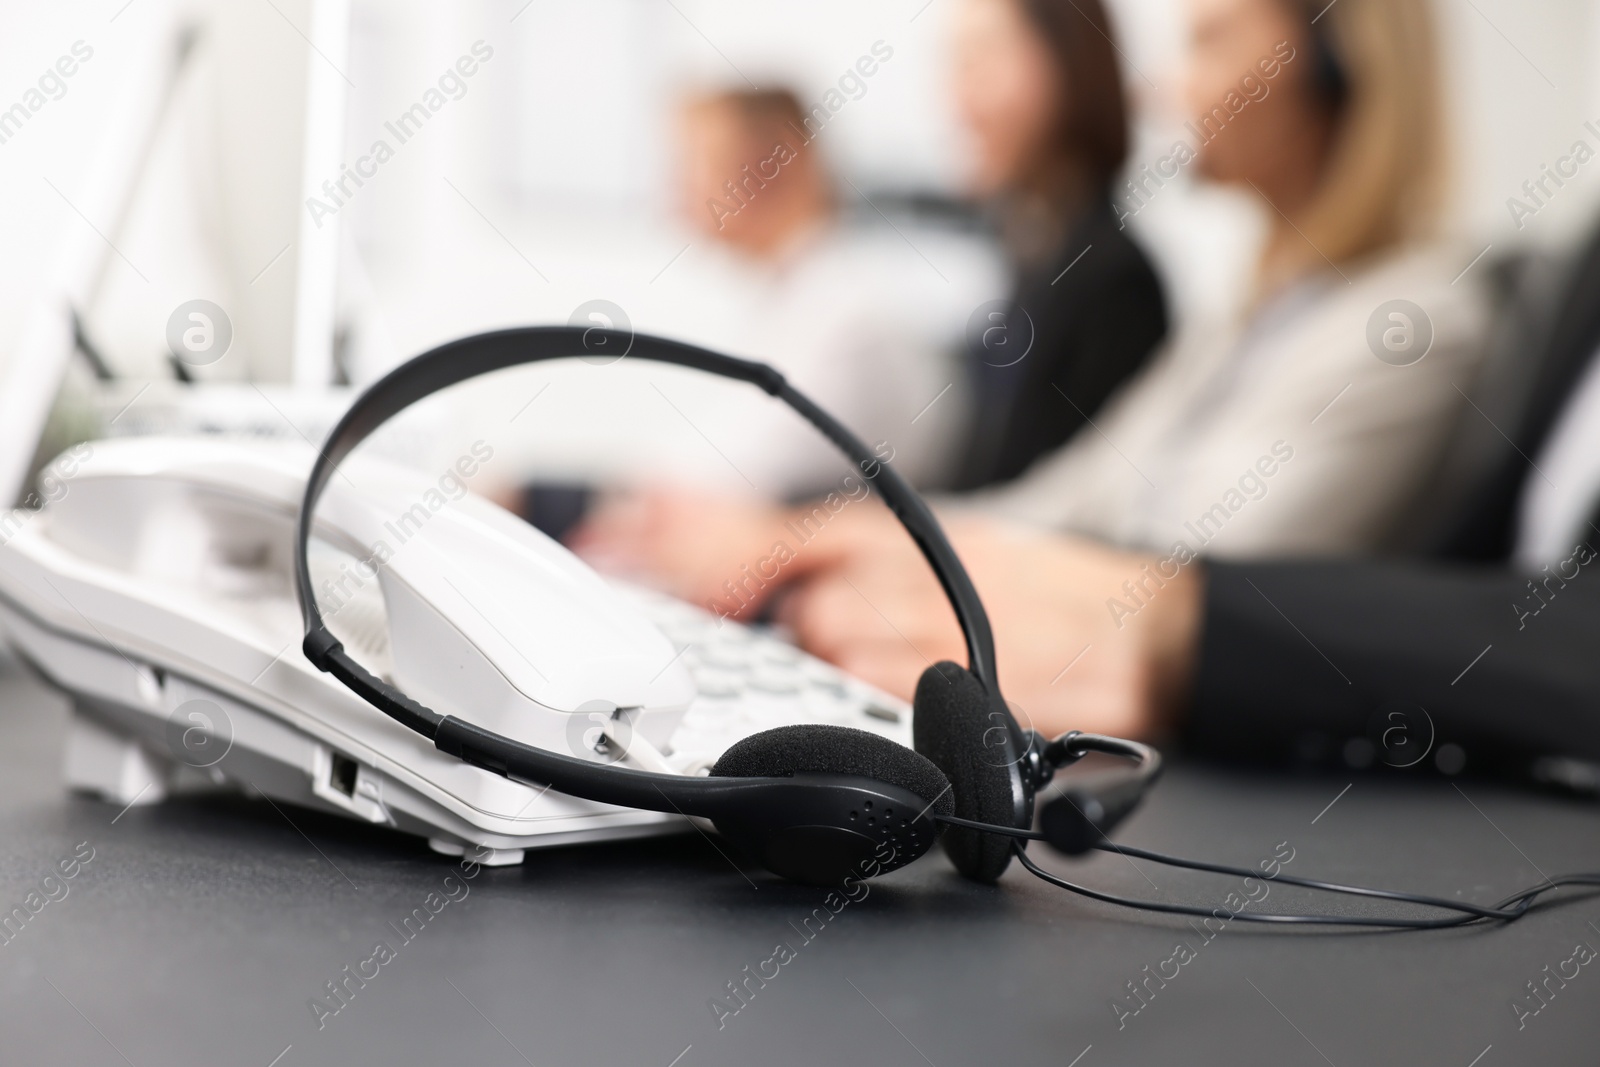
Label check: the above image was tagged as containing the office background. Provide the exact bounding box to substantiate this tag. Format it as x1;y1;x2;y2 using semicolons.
5;6;1600;1064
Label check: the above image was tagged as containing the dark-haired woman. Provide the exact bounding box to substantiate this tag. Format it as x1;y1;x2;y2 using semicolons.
944;0;1168;489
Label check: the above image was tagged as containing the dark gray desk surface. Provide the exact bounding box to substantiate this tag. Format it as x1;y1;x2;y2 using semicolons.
2;659;1598;1067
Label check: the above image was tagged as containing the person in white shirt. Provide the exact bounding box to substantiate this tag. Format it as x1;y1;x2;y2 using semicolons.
501;86;989;535
656;87;976;495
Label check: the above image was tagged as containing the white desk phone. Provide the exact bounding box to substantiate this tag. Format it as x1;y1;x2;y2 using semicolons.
0;436;910;865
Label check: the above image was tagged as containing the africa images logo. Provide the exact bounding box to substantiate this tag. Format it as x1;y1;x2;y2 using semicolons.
1366;299;1433;366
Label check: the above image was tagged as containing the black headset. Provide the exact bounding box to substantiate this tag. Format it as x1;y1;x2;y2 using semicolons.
295;326;1600;926
292;325;1155;886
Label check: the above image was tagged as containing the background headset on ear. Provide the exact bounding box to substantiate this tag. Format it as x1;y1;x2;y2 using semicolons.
1302;0;1350;110
295;325;1600;926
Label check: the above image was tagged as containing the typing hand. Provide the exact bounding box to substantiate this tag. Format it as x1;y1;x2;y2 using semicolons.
778;518;1202;741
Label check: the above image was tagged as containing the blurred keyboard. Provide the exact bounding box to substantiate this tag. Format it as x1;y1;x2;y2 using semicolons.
620;585;912;772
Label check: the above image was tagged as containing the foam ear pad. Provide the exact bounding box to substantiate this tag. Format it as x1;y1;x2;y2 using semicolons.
913;661;1030;883
712;724;952;816
710;724;953;885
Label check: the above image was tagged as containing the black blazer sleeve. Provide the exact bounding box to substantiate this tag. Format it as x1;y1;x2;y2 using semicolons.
1184;219;1600;781
1184;558;1600;773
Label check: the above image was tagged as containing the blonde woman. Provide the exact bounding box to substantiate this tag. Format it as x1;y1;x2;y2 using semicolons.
573;0;1490;728
961;0;1479;557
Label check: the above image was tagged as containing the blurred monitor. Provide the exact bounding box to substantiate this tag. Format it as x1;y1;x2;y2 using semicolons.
0;0;350;506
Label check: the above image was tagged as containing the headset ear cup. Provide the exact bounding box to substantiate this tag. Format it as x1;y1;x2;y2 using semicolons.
711;724;952;808
913;661;1031;883
710;724;953;884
